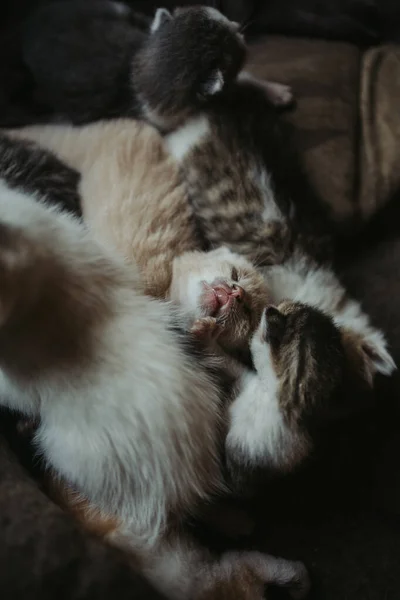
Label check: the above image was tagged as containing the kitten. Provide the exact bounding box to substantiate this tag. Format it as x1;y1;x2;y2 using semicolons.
165;78;333;268
12;2;291;130
0;166;310;599
222;254;396;483
225;301;380;483
6;121;270;354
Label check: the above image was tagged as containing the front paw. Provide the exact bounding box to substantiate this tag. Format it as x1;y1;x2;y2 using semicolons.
219;551;311;599
190;317;224;342
270;83;294;107
260;81;294;108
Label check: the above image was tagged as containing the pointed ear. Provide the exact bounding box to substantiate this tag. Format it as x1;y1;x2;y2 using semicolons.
341;328;396;387
361;337;396;380
150;7;172;33
201;69;224;97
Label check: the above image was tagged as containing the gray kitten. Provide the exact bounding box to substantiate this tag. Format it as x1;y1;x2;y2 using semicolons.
16;2;292;132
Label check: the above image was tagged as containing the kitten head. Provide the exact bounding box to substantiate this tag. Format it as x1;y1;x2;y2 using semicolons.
135;6;246;131
170;247;269;353
226;301;344;479
253;301;347;427
241;300;396;472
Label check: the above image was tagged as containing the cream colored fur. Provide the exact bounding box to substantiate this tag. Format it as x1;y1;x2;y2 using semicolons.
8;120;197;299
6;123;270;352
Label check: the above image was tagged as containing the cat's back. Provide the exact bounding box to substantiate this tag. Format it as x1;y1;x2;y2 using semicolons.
79;119;200;298
165;87;291;264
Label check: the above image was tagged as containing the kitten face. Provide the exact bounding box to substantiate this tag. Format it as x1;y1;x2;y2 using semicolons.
227;299;394;478
170;247;269;352
253;301;347;426
226;301;347;477
135;6;246;131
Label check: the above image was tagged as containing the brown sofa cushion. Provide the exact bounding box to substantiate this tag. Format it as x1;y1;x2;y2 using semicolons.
247;36;362;224
247;38;400;229
359;44;400;219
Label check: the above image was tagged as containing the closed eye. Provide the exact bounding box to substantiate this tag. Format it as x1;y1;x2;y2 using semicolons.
231;266;239;281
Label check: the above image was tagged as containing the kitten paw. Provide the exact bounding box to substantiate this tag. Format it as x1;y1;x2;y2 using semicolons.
190;317;223;342
286;562;311;599
217;552;311;599
262;81;294;107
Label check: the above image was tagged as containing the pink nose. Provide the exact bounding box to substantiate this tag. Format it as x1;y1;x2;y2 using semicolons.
231;284;245;301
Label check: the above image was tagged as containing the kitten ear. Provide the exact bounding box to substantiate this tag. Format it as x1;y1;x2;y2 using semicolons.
202;69;224;97
361;337;396;381
341;328;396;387
150;8;172;33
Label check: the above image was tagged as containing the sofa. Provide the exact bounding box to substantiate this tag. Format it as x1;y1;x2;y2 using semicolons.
1;3;400;599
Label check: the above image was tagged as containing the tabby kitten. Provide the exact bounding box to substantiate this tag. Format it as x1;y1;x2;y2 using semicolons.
225;300;377;483
0;152;310;600
165;78;333;268
6;120;270;355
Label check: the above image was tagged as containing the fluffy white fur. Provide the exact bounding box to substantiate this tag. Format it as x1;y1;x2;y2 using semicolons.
151;7;172;32
0;180;310;599
165;114;211;162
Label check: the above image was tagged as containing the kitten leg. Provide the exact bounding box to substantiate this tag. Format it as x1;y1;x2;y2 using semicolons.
111;527;311;600
237;71;294;107
190;316;246;382
190;316;223;342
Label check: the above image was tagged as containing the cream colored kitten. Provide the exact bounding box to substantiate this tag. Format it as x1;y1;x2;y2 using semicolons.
6;122;270;353
0;177;310;600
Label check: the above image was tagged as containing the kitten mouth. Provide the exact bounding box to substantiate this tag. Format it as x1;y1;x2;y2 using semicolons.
201;283;234;317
